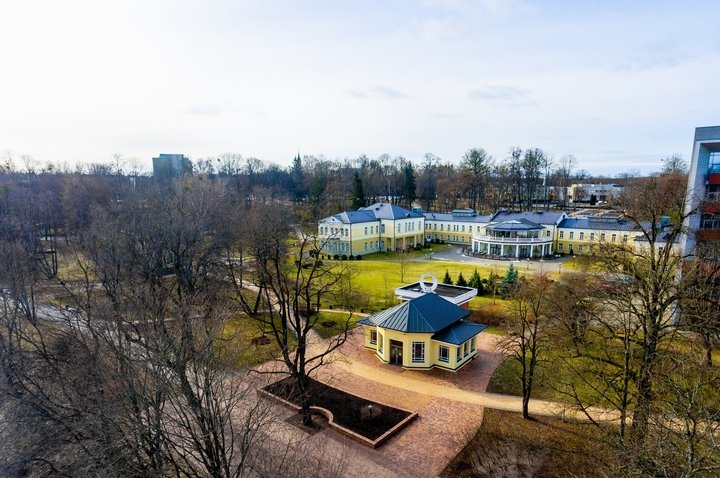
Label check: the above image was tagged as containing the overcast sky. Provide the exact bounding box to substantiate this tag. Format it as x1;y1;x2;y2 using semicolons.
1;0;718;175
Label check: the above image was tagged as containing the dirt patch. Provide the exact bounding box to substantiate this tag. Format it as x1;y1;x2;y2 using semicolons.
441;409;614;478
264;377;412;441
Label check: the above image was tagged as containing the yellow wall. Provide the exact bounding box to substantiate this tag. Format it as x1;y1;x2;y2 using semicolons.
363;326;477;371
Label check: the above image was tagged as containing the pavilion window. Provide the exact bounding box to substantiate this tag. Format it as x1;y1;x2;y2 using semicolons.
370;329;377;345
378;334;384;353
412;342;425;363
438;346;449;363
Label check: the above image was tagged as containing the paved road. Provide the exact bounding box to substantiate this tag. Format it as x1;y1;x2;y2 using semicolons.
327;344;619;424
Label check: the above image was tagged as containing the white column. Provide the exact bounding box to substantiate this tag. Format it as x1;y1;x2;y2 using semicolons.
500;244;504;256
515;244;520;258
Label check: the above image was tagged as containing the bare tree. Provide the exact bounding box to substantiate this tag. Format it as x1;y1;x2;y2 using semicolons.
499;273;552;419
233;201;354;426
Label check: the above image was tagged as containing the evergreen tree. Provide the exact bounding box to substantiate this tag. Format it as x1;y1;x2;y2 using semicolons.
402;161;416;205
456;272;468;287
351;171;366;209
468;268;483;295
442;270;453;285
501;264;519;293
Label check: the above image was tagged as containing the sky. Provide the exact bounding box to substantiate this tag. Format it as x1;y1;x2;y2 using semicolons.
1;0;719;175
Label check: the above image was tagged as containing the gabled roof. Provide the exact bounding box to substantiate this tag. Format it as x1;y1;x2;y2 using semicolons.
361;203;424;220
489;210;566;226
432;321;487;345
488;218;543;232
321;210;378;224
358;293;468;333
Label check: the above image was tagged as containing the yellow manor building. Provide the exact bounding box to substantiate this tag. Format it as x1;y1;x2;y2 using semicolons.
318;203;425;256
358;293;487;371
320;204;678;258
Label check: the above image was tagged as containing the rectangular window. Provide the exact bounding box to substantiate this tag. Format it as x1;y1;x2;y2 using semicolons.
378;334;383;353
462;225;465;232
434;224;437;230
578;245;584;252
470;339;476;352
439;346;449;363
559;231;564;239
623;235;628;243
370;329;377;345
579;232;585;240
440;224;444;231
412;342;425;363
611;234;617;242
364;227;368;235
381;224;385;233
546;230;551;237
601;233;606;241
364;243;368;251
569;232;574;239
463;342;469;357
589;245;594;254
590;232;595;241
558;244;563;251
469;226;472;232
457;346;462;362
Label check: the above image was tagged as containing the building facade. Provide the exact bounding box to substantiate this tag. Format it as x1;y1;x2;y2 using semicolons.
423;209;492;245
152;153;192;180
318;203;425;257
682;126;720;257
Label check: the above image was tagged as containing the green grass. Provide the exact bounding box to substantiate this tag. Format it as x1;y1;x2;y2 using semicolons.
361;242;450;260
311;310;363;339
327;258;521;313
220;313;296;367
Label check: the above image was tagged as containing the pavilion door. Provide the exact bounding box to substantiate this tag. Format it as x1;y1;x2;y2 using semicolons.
389;340;403;365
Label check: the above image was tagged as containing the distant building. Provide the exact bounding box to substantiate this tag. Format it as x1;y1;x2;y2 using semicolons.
682;126;720;256
567;183;623;204
152;153;192;180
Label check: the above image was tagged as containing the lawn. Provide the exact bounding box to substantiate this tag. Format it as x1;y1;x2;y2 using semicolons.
441;409;615;477
311;310;363;339
220;313;296;367
327;258;519;313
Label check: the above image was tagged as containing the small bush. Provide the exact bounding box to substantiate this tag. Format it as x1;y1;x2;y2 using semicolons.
333;254;340;260
341;254;348;260
355;255;362;260
349;255;355;260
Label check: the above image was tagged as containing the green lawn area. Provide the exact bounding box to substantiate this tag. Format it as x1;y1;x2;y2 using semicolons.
311;310;363;339
328;258;521;313
361;242;450;260
220;313;295;367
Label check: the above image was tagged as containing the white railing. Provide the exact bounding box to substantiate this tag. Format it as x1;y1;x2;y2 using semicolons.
472;233;552;244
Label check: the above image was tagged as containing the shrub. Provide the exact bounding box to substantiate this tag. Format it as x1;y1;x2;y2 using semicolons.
349;255;355;260
333;254;340;260
341;254;348;260
442;270;453;285
355;255;362;260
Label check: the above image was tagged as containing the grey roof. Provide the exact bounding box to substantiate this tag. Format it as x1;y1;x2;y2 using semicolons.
490;210;566;225
321;210;378;224
424;212;492;223
357;293;468;333
432;321;487;345
558;217;644;232
361;203;424;220
488;218;543;232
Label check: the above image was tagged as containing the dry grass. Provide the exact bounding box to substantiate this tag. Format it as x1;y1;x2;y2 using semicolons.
441;409;614;478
